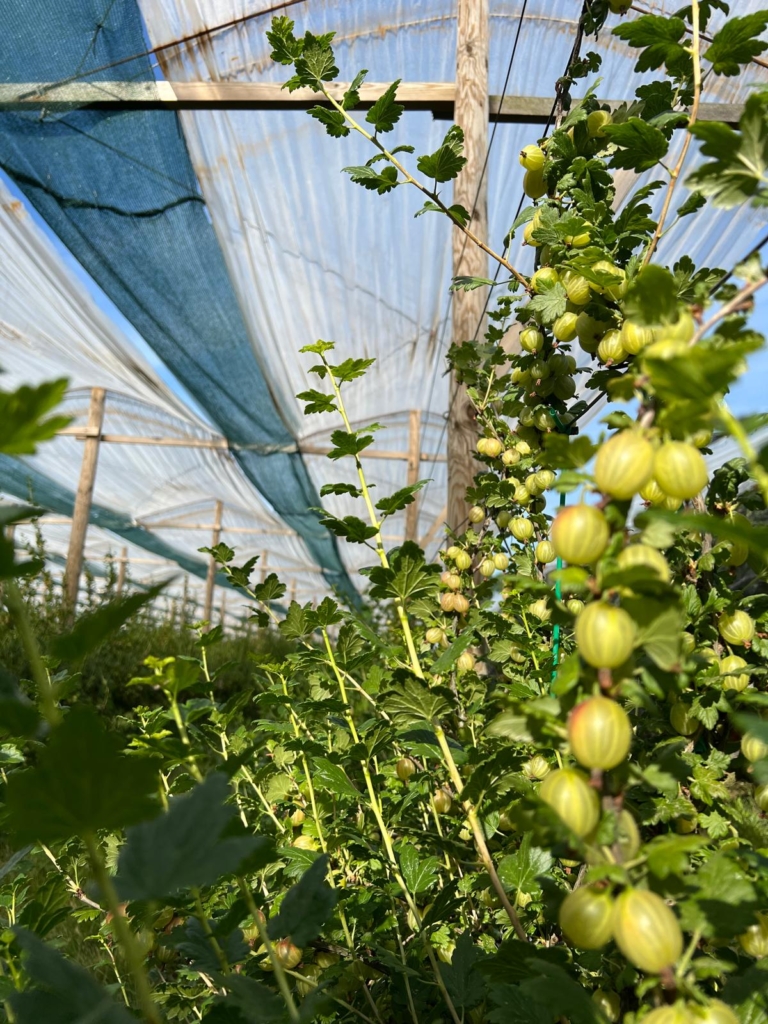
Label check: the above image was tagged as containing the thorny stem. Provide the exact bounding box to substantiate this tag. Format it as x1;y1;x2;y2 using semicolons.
717;400;768;506
434;725;528;942
237;878;300;1024
282;967;379;1024
84;833;163;1024
3;579;60;727
318;84;530;291
169;696;204;783
101;936;131;1007
642;0;701;265
192;888;230;976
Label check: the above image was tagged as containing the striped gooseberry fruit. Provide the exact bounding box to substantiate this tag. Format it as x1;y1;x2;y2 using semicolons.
725;537;749;567
692;1001;740;1024
592;990;620;1022
578;331;601;355
666;310;695;343
296;963;322;997
576;311;603;342
514;484;533;505
675;813;697;834
568;695;632;770
551;504;610;564
567;598;584;615
535;540;556;564
440;592;457;612
620;319;654;355
292;835;318;851
425;627;446;645
535;469;556;490
497;510;511;529
639;478;666;504
681;632;696;655
520;326;544;353
566;227;591;247
453;593;470;614
690;428;713;448
272;939;303;970
290;807;306;827
563;273;592;306
511;517;534;542
519;144;545;172
529;598;551;621
529;358;550;380
525;473;542;495
597;329;627;364
553;375;577;400
155;943;179;964
617;808;641;860
502;448;521;466
739;912;768;958
539;768;600;837
441;571;462;590
433;788;452;814
559;885;614;949
594;430;655;499
523;169;547;199
641;1007;693;1024
457;651;476;672
531;267;559;292
445;545;461;559
553;312;579;341
617;543;671;583
719;654;750;692
670;701;698;736
493;552;510;570
741;732;768;762
611;888;683;974
587;109;612;136
479;559;496;578
477;437;503;457
522;755;550;780
523;221;541;247
396;757;417;781
454;550;472;571
468;505;486;524
605;267;627;301
515;437;533;455
511;366;529;385
718;610;755;646
755;783;768;812
653;441;708;500
575;602;636;669
534;408;557;431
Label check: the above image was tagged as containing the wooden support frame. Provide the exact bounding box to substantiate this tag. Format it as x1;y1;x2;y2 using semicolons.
0;82;745;124
405;410;422;542
116;546;128;597
64;387;106;613
203;500;223;626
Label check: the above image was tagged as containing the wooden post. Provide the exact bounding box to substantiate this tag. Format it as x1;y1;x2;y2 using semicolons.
116;546;128;597
203;500;223;626
448;0;488;533
260;551;268;583
405;409;422;542
290;579;297;605
64;387;106;614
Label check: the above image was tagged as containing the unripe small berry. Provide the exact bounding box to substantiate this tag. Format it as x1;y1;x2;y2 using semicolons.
468;505;486;525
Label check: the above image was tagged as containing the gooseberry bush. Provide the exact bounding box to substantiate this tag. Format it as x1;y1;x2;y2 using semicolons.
3;2;768;1023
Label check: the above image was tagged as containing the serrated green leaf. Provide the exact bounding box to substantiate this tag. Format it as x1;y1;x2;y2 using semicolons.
604;118;669;172
704;13;768;76
382;678;452;726
312;757;360;799
267;855;337;946
417;126;467;183
365;80;404;133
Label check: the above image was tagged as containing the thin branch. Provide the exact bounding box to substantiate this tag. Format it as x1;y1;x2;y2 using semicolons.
690;274;768;346
643;0;701;265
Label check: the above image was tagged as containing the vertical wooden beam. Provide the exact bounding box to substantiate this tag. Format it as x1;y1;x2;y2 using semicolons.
182;574;190;621
290;579;297;605
116;546;128;597
203;500;223;626
448;0;488;533
405;409;422;542
260;551;268;583
65;387;106;614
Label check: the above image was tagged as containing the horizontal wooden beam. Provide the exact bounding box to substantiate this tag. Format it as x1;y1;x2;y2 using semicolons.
57;428;448;462
0;82;744;123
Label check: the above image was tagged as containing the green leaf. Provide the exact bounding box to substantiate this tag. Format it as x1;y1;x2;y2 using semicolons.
498;834;554;895
644;834;707;879
279;601;315;640
342;164;399;193
644;337;762;404
308;105;349;138
612;15;691;77
328;429;374;460
50;583;167;665
439;932;486;1010
382;677;451;726
604;118;669;172
416;201;471;227
6;708;158;844
622;597;683;671
430;632;475;674
296;32;339;85
375;480;428;517
343;69;368;109
208;974;285;1023
526;282;568;324
266;15;303;66
318;513;379;543
676;191;707;217
365;80;404;133
399;843;439;894
252;573;287;604
704;13;768;76
312;757;360;800
417;126;467;183
9;929;135;1024
687;93;768;208
0;668;39;738
267;855;337;946
296;388;336;415
320;482;362;498
450;276;495;292
0;380;71;455
365;541;441;602
542;434;596;469
113;774;272;901
622;264;680;325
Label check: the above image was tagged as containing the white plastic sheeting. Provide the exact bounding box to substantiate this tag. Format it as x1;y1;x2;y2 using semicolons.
0;178;328;610
138;0;768;563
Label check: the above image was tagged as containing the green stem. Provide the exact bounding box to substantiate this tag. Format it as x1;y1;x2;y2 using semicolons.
192;888;230;976
717;400;768;505
3;579;60;727
237;878;300;1023
168;696;204;783
84;833;163;1024
283;967;378;1024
